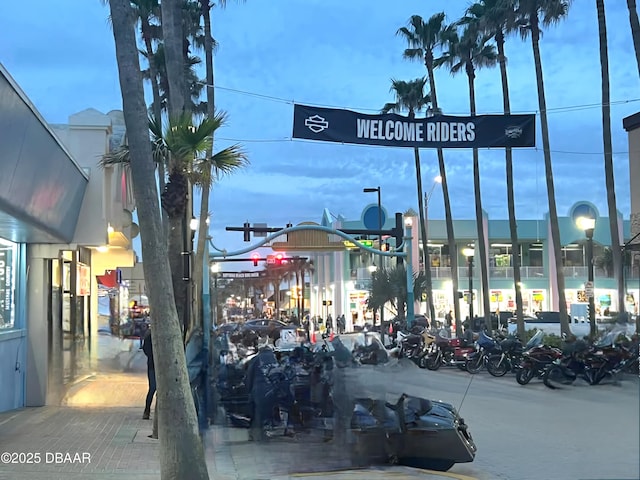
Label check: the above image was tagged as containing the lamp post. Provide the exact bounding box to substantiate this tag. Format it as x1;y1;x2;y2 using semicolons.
462;247;475;323
577;216;596;338
210;263;220;326
364;186;384;326
423;175;442;323
405;217;415;328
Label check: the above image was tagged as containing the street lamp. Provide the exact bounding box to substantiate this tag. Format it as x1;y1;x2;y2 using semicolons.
364;186;384;326
405;217;415;328
423;175;442;322
210;263;220;326
462;247;475;323
577;216;596;338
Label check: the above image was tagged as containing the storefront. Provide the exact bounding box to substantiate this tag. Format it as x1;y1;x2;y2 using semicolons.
1;63;88;412
0;237;26;412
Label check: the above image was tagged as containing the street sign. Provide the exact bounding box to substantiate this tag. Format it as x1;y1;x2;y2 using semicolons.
220;272;261;279
343;239;374;249
253;223;268;237
585;281;594;298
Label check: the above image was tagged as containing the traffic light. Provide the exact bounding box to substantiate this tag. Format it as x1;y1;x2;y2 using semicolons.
252;253;260;267
275;253;284;265
243;222;250;242
393;212;404;265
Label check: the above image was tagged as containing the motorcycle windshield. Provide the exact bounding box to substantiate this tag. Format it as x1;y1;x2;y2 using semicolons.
477;331;495;348
525;331;544;349
595;326;629;348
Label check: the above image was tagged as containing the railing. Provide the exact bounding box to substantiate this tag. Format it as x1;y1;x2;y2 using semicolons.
562;266;588;278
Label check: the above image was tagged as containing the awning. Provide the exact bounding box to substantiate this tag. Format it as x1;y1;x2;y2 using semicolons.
97;270;119;288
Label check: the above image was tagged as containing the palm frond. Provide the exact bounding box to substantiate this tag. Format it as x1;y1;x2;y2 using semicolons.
381;102;399;114
100;145;130;168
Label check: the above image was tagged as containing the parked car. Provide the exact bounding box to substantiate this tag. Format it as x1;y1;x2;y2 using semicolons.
240;319;292;340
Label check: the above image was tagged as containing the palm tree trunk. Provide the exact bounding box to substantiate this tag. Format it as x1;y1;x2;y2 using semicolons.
413;147;436;323
627;0;640;78
531;22;570;336
107;2;208;479
426;58;461;333
191;0;216;334
141;17;169;238
497;31;525;337
161;0;190;341
467;70;491;328
160;0;186;116
598;0;625;316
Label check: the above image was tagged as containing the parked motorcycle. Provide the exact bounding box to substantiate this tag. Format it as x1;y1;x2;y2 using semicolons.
485;333;524;377
465;331;502;374
542;337;605;389
514;331;562;385
424;333;475;371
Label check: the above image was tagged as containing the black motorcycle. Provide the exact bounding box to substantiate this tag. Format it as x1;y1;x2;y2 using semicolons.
514;331;562;385
465;332;502;374
485;334;524;377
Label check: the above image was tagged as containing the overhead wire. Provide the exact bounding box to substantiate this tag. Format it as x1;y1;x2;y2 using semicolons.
215;136;635;156
197;81;640;116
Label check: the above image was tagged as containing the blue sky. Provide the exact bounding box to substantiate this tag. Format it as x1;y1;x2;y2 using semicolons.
0;0;638;256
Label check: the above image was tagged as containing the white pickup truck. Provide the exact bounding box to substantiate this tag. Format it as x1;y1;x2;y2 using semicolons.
507;312;637;338
507;316;591;337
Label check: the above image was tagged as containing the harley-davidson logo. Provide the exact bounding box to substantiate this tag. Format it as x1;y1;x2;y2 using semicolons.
505;126;523;139
305;115;329;133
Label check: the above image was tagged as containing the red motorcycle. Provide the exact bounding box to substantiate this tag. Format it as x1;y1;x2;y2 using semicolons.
423;333;476;371
515;331;562;385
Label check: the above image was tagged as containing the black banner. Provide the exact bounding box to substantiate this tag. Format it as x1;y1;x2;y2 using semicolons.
292;104;536;148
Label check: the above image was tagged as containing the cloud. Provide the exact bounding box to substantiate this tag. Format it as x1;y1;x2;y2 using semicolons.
1;0;638;257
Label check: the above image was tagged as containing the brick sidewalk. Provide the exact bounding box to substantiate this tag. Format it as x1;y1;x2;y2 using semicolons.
0;371;472;480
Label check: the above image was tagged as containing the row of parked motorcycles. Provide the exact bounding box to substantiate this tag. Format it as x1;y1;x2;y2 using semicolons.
390;322;639;389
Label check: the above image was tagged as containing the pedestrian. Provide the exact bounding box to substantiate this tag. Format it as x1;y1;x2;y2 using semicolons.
445;310;453;327
246;345;279;441
141;329;155;420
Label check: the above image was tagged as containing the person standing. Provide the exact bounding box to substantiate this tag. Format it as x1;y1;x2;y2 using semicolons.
142;329;156;420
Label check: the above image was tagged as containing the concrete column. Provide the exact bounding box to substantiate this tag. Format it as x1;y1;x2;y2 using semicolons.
25;246;50;406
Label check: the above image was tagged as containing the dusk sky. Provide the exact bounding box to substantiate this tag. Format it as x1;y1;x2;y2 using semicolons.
1;0;638;256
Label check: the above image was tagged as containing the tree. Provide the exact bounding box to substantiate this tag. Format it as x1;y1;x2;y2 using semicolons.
381;77;436;325
596;0;626;322
437;23;497;329
463;0;526;337
368;265;410;321
627;0;640;78
516;0;572;336
106;1;208;479
397;13;462;335
190;112;248;335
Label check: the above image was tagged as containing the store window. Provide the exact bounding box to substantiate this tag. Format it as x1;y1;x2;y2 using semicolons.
0;237;18;330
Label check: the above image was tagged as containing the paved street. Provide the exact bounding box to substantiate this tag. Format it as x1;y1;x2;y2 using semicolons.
346;361;640;480
0;333;638;480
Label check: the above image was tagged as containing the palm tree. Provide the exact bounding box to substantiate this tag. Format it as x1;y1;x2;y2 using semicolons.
397;13;462;334
463;0;526;337
102;113;248;337
190;112;248;335
381;77;436;325
627;0;640;77
596;0;625;326
106;1;208;478
290;257;314;321
516;0;572;336
437;24;497;329
368;265;410;321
